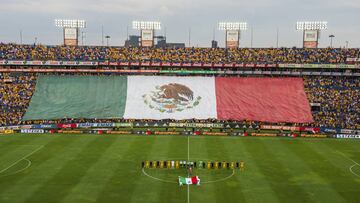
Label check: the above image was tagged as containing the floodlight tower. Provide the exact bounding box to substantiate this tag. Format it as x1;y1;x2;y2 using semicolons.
296;21;327;48
55;19;86;46
132;21;161;47
218;22;247;48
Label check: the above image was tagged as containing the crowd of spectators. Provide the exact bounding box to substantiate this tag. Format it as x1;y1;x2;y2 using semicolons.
0;73;36;126
304;76;359;129
0;72;359;130
1;43;360;64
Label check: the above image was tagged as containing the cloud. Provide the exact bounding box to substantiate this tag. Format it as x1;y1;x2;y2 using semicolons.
0;0;278;16
0;0;359;47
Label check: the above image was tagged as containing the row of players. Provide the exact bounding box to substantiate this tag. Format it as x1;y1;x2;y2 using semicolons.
141;160;245;170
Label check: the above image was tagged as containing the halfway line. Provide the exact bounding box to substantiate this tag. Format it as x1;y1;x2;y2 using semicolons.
187;135;190;203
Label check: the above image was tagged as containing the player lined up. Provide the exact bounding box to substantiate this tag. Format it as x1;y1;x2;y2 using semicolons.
141;160;245;170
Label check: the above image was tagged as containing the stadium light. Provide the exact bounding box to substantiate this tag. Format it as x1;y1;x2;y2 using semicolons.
55;19;86;28
55;19;86;46
132;21;161;30
218;22;247;48
218;22;247;31
296;21;327;48
132;21;161;47
296;21;327;30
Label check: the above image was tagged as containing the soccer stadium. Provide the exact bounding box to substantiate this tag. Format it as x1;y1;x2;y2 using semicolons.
1;2;360;203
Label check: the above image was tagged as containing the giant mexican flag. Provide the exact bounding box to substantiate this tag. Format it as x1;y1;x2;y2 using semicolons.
23;75;313;123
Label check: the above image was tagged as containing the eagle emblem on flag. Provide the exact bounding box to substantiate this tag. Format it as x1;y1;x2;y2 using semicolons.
142;83;201;113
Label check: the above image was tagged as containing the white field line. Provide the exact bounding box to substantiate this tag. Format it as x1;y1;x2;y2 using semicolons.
336;150;360;178
0;145;44;174
349;164;360;178
202;170;235;184
0;159;32;177
142;167;235;185
141;168;177;183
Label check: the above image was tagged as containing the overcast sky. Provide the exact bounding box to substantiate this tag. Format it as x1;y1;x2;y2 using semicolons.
0;0;359;48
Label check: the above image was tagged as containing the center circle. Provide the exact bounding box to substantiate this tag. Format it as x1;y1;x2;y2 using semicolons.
142;158;236;184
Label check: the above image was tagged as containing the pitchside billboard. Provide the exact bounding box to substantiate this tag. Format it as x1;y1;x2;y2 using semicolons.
64;28;78;46
141;30;154;47
226;30;239;48
303;30;318;48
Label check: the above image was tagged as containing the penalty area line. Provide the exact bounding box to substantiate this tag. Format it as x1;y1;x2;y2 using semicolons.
335;150;360;178
0;145;44;174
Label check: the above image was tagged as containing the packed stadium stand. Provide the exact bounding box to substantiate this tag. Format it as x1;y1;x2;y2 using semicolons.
1;43;360;63
0;44;359;132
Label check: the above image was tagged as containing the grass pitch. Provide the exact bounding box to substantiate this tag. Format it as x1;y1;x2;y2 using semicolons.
0;134;359;203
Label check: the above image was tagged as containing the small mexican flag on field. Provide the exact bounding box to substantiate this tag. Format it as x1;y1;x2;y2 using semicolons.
178;176;200;186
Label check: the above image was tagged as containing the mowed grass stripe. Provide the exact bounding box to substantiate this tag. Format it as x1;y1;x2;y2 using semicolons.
245;138;313;202
221;137;280;203
1;134;359;203
0;145;40;170
129;136;186;203
26;135;118;202
61;135;135;203
289;140;359;202
206;136;245;203
95;136;157;202
158;136;189;203
214;137;245;203
0;134;67;187
275;139;347;203
0;135;87;203
303;140;360;202
0;135;45;164
188;136;219;203
322;139;360;164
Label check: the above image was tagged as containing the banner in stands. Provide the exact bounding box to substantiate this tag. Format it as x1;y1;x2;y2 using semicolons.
20;129;45;133
320;127;360;134
57;124;77;128
300;134;327;138
58;130;84;134
0;130;14;134
23;76;313;123
251;133;277;137
336;134;360;139
133;121;168;127
154;131;181;135
321;127;338;133
300;127;320;133
278;64;359;69
114;123;133;127
77;123;116;128
106;130;132;134
20;125;36;129
346;58;360;62
261;125;300;131
39;124;57;129
168;123;224;128
6;126;21;130
1;60;360;70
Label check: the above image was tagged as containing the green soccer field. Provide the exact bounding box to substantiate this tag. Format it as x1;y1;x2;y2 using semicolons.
0;134;359;203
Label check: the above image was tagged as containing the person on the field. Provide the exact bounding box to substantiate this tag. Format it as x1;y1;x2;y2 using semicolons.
240;161;245;171
188;166;193;175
